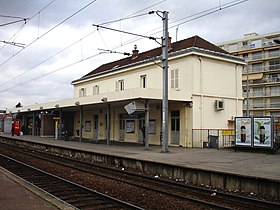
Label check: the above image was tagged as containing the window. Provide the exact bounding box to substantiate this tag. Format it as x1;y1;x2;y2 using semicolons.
93;85;99;95
242;53;248;58
253;111;263;116
140;75;147;88
253;99;263;108
252;51;262;60
269;60;280;70
253;87;263;96
271;86;280;96
242;41;248;46
271;98;280;108
171;69;179;89
228;44;237;52
269;49;280;58
126;120;135;133
252;63;263;72
79;88;86;97
269;74;280;83
85;121;91;132
116;79;124;91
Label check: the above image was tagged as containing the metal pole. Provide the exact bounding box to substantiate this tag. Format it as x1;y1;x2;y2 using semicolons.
107;103;111;146
161;11;169;152
145;99;149;150
79;105;83;142
246;64;249;116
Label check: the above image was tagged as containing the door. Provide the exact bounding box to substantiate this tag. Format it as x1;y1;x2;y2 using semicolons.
93;115;98;140
119;114;125;141
171;111;180;145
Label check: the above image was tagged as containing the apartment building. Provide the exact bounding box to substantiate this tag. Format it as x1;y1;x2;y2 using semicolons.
218;32;280;117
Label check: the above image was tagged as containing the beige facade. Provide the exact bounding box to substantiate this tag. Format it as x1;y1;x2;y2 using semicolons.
8;36;245;147
70;47;244;147
218;32;280;117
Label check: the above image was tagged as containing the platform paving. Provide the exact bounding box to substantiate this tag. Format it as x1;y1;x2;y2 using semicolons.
1;133;279;181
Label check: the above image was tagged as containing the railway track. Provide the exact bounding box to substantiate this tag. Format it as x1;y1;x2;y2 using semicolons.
1;141;280;209
0;154;143;210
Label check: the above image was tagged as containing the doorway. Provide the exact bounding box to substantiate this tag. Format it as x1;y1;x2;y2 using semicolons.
171;110;180;145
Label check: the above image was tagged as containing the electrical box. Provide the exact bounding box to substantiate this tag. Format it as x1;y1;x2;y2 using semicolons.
214;100;224;111
124;101;146;115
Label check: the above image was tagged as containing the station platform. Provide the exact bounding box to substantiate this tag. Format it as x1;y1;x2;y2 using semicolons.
0;167;74;210
1;133;279;181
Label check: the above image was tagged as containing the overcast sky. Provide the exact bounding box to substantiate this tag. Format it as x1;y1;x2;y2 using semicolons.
0;0;279;110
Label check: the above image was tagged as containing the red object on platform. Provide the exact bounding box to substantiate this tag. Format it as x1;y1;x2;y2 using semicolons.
13;120;20;135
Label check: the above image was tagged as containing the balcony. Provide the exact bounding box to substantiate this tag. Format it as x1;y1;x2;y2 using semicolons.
242;90;280;98
242;64;280;74
243;102;280;110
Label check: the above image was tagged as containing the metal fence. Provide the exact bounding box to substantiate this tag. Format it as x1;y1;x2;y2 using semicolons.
192;129;235;149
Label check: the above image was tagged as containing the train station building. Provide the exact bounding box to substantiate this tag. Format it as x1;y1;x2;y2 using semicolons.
7;35;245;147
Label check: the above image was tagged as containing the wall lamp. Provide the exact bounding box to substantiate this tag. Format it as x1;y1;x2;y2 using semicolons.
40;106;43;110
101;97;108;102
75;101;80;106
55;104;59;108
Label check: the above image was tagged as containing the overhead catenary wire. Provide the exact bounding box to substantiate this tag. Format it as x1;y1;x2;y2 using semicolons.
0;29;98;88
0;0;246;95
0;0;56;52
0;52;101;93
107;0;248;51
0;0;97;70
0;19;28;27
93;23;160;41
0;0;167;91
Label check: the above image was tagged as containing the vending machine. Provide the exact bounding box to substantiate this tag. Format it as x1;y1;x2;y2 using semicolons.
13;120;21;136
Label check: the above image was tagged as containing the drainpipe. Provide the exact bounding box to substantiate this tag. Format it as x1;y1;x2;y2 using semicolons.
198;56;203;129
246;64;249;116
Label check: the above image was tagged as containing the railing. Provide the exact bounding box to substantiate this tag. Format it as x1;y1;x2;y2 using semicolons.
192;129;234;148
242;102;280;110
242;91;280;98
242;64;280;74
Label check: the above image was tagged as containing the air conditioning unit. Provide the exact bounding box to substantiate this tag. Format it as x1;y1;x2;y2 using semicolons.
214;100;224;111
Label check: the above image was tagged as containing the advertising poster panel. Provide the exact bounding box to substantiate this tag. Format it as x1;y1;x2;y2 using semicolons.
235;117;252;146
253;117;272;148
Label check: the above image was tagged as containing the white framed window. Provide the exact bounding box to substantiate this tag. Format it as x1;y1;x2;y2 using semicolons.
140;75;147;88
271;86;280;96
93;85;99;95
116;79;124;91
79;88;86;97
171;69;179;89
269;49;279;58
252;51;262;60
253;87;263;96
252;63;263;72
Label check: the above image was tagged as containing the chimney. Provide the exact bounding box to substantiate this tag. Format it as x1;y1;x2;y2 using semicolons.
132;44;139;59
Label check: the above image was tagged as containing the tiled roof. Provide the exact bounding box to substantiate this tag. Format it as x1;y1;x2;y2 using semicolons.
77;35;230;81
